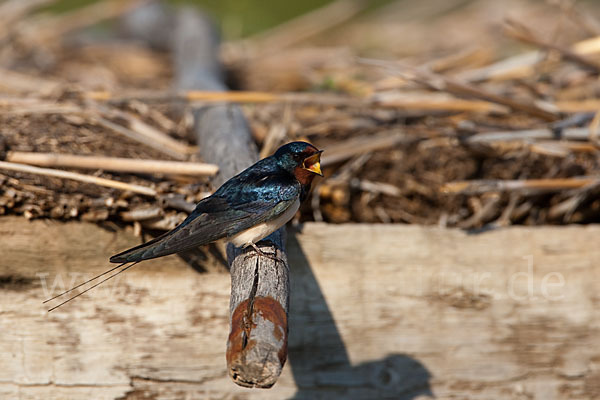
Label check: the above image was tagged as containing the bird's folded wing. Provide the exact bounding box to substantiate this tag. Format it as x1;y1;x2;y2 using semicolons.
110;176;299;263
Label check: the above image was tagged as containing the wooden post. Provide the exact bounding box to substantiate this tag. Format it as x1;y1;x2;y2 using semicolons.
173;7;290;388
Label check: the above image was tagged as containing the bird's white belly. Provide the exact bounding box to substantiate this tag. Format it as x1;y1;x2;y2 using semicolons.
230;199;300;247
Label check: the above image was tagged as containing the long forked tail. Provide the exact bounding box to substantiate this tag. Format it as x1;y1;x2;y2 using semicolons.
109;231;175;263
44;261;139;312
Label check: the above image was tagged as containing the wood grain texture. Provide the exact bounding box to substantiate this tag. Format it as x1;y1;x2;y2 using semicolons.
172;6;290;387
1;217;599;399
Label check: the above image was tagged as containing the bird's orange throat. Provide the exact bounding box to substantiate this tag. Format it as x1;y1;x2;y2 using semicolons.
293;166;317;185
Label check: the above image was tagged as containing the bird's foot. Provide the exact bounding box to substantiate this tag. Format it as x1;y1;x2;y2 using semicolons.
248;242;283;264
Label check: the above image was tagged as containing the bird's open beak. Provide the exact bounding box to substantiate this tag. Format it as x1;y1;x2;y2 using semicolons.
302;150;323;176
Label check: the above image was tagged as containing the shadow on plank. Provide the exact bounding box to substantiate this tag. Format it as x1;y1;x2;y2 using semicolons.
286;231;433;400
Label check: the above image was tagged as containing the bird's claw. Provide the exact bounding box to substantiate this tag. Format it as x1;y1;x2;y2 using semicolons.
248;242;283;264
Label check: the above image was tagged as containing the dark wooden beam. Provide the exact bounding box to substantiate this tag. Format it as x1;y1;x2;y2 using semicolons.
172;6;290;388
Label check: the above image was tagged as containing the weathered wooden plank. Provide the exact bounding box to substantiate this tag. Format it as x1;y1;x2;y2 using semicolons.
1;217;599;399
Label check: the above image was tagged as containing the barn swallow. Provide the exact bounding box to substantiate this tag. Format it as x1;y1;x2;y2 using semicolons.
45;142;322;311
110;141;323;263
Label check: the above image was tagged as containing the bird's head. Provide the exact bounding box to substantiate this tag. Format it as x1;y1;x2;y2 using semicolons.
274;141;323;184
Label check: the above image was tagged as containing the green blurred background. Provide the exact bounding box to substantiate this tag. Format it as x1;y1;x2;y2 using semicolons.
46;0;394;38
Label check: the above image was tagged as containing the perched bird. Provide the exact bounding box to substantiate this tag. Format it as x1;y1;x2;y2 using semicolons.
45;141;322;311
111;141;322;262
110;141;323;263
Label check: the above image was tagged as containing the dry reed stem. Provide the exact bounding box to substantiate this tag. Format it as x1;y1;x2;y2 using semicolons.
0;160;157;196
442;178;598;195
6;152;218;176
